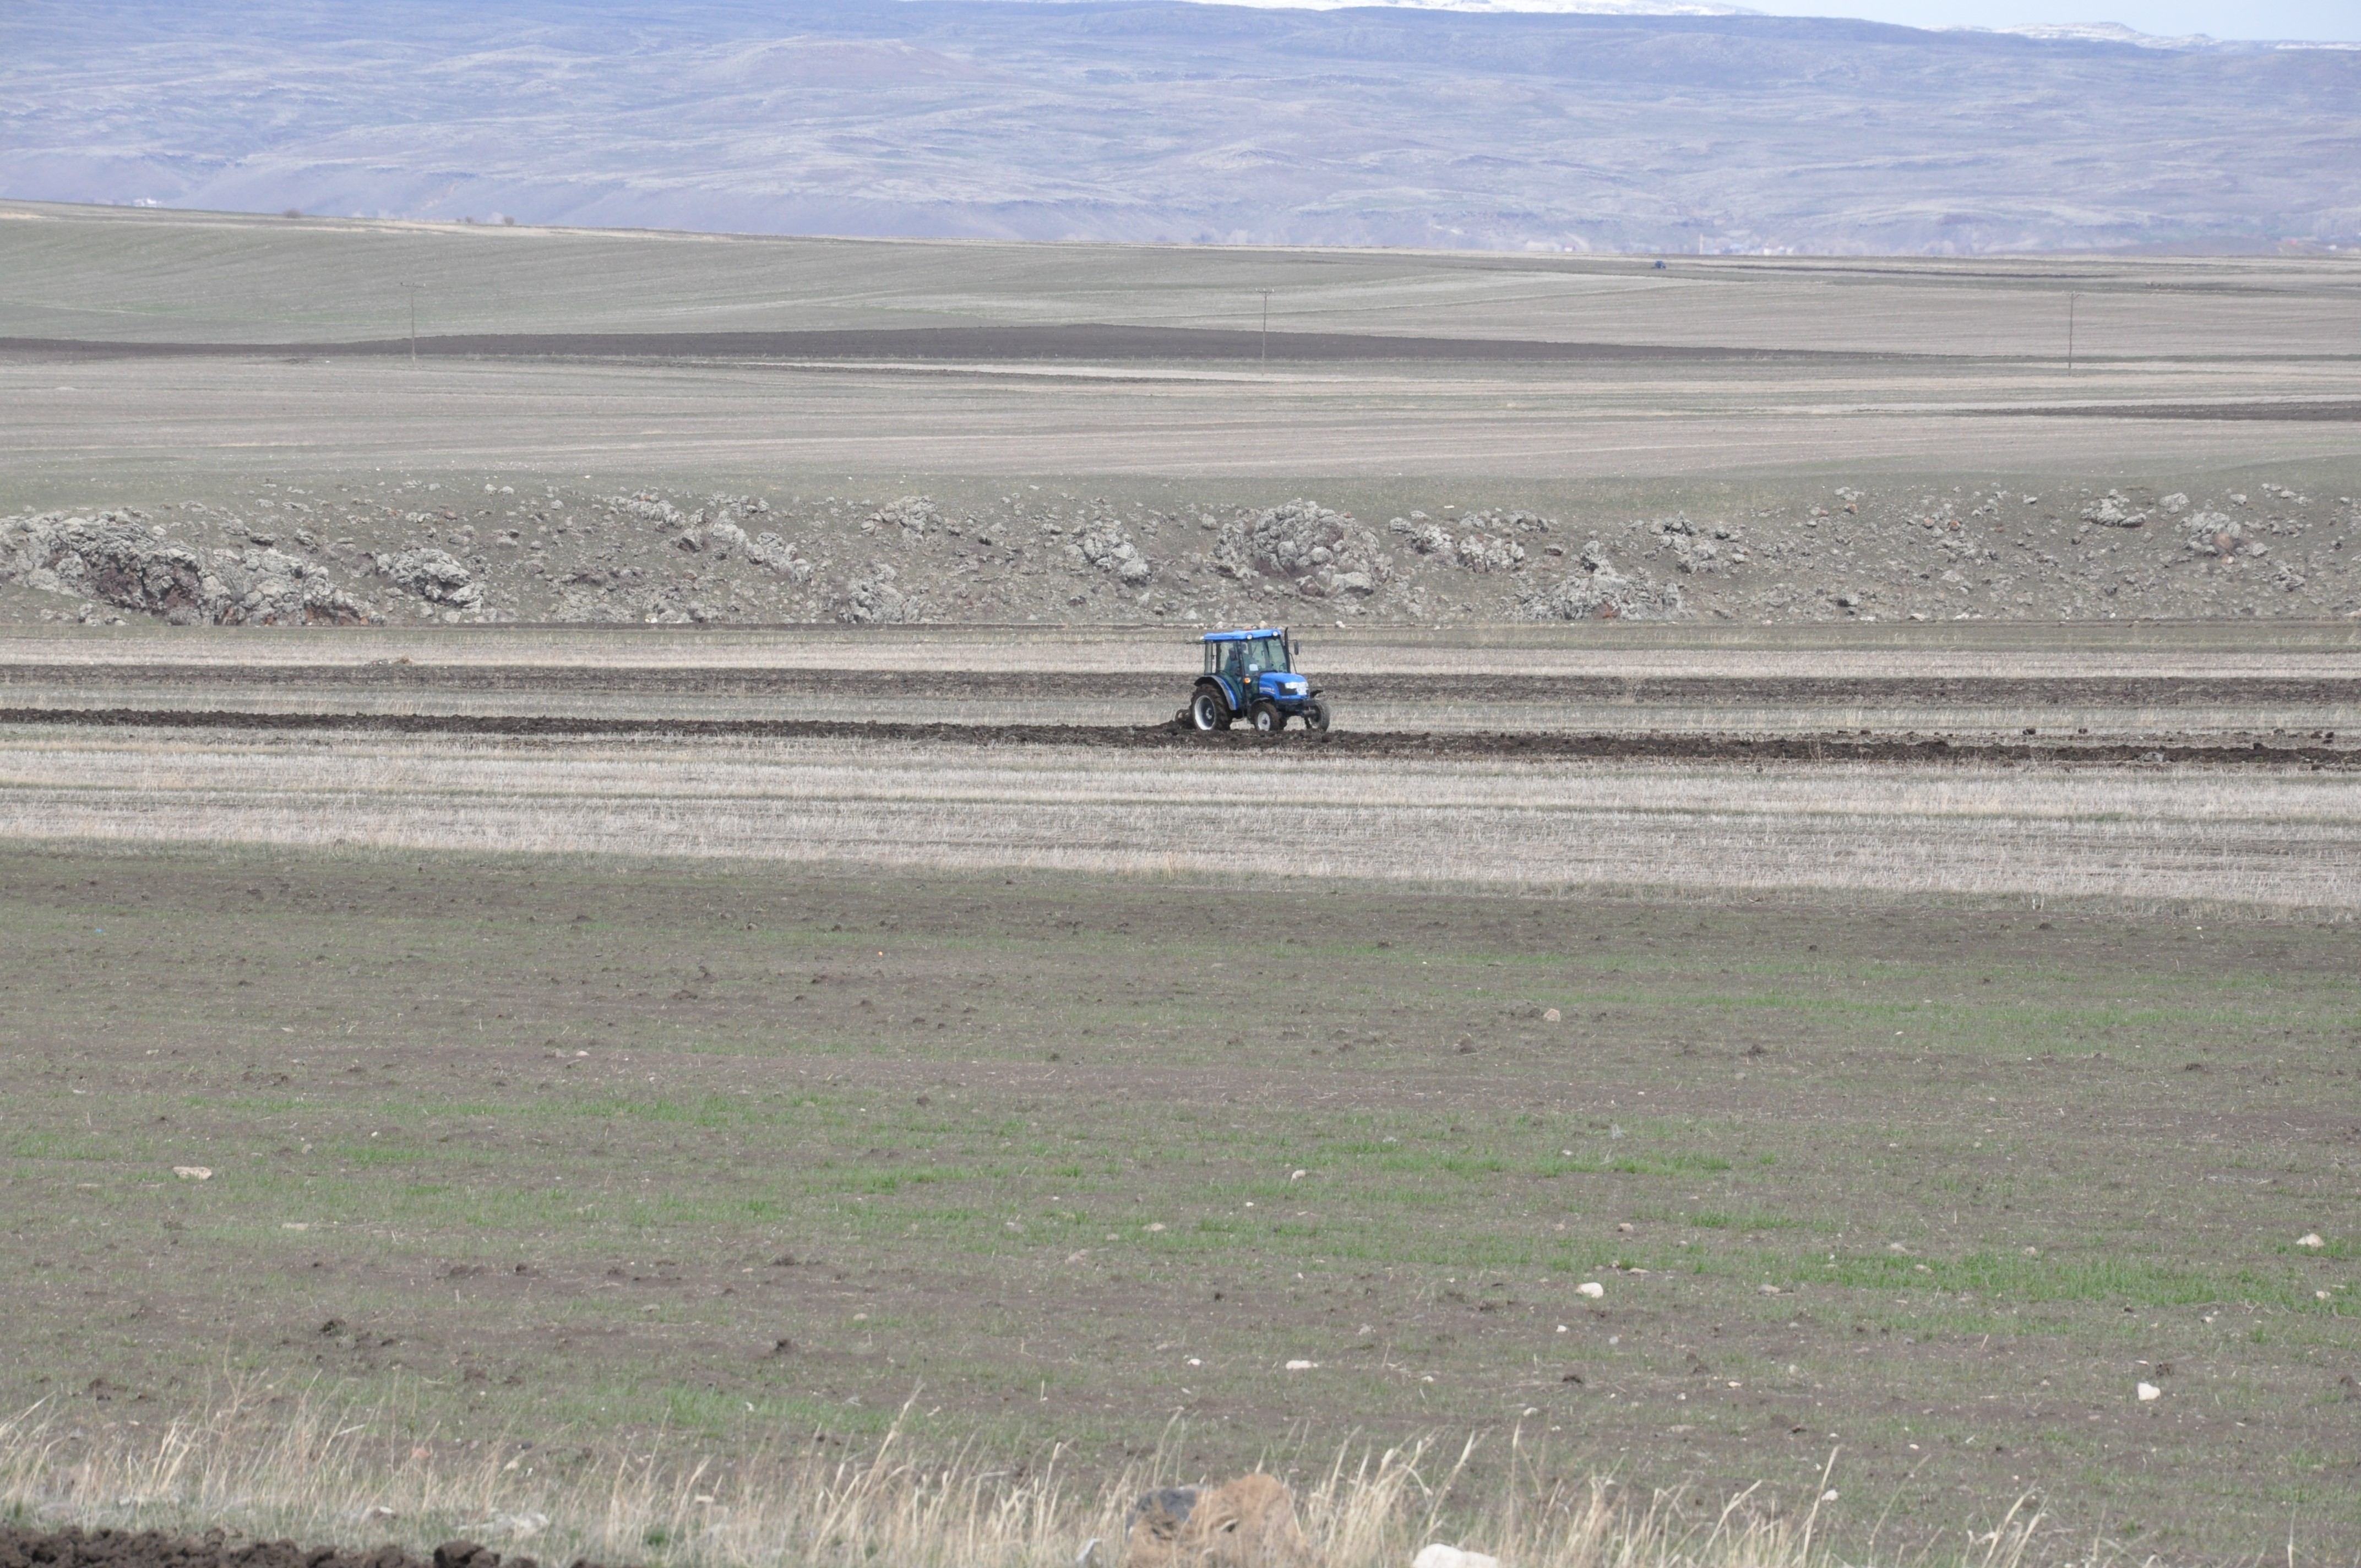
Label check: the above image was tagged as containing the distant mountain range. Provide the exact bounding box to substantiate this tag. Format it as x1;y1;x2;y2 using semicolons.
6;0;2357;251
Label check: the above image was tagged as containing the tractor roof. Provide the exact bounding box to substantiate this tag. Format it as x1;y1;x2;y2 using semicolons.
1200;628;1285;643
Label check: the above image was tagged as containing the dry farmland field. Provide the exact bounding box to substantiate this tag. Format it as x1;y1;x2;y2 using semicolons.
3;626;2360;1567
4;206;2361;1567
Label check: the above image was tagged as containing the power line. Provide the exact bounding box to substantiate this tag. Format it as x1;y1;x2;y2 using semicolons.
399;281;426;364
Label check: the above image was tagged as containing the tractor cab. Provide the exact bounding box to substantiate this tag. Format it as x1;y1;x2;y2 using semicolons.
1187;627;1329;733
1205;630;1288;682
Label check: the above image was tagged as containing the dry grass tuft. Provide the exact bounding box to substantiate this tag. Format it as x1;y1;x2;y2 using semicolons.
0;1391;2089;1568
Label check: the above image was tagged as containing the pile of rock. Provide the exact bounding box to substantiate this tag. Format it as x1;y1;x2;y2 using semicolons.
1459;507;1553;535
836;562;920;624
611;493;693;529
1390;509;1550;573
4;510;207;620
374;548;481;611
2081;491;2147;527
1218;500;1387;598
1517;540;1684;621
1652;514;1741;575
1452;531;1525;572
1401;518;1457;558
2;510;376;625
1067;522;1153;584
705;518;812;581
868;497;942;538
2184;512;2257;558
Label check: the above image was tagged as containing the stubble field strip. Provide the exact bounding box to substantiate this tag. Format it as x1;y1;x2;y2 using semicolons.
13;356;2361;491
8;202;2360;360
3;727;2357;908
4;628;2359;741
10;689;2357;738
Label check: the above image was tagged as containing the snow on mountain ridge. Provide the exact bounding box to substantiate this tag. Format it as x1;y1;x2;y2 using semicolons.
1979;21;2218;48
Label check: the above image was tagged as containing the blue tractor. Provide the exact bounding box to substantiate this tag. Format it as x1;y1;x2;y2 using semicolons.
1184;627;1330;733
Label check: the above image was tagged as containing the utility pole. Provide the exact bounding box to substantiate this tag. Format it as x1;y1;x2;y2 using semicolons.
1259;289;1271;363
400;282;425;364
2066;290;2076;376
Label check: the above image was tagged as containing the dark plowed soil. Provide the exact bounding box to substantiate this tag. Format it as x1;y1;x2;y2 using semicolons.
0;1529;621;1568
1978;400;2361;423
2;705;2349;766
7;665;2360;710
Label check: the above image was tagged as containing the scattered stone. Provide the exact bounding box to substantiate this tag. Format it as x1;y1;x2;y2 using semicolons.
1576;1281;1605;1298
171;1166;212;1181
2136;1381;2161;1401
2299;1233;2325;1249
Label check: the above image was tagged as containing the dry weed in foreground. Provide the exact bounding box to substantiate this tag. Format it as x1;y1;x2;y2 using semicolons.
0;1392;2081;1568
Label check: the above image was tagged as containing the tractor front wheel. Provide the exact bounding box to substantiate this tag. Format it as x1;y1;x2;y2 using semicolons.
1250;701;1286;734
1190;687;1232;732
1303;699;1331;733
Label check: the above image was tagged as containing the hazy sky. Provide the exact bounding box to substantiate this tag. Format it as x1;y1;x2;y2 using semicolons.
1738;0;2361;39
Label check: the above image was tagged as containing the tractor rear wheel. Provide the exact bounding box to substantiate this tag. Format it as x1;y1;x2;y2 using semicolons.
1190;687;1231;731
1303;699;1331;733
1250;701;1285;734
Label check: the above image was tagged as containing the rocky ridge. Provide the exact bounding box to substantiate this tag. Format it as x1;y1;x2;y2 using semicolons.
4;477;2356;629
